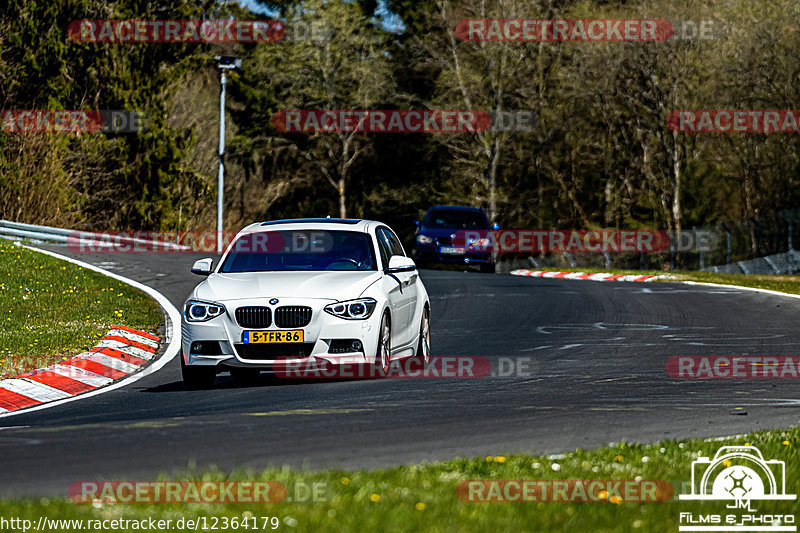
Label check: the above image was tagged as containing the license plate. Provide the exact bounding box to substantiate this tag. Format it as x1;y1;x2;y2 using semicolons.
243;330;304;343
439;246;465;255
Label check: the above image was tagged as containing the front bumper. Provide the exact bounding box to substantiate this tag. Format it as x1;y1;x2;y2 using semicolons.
181;297;381;370
414;243;492;265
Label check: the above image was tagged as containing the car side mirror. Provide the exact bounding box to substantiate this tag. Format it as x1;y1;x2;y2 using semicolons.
191;258;214;276
491;223;501;231
386;255;416;273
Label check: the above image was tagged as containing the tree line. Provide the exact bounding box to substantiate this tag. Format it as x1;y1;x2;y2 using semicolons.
2;0;800;262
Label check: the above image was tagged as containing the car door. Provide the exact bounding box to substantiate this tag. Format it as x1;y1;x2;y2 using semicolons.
376;229;405;350
379;227;418;348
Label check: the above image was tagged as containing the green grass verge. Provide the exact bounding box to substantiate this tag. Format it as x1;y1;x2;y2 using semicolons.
0;428;796;532
0;242;163;378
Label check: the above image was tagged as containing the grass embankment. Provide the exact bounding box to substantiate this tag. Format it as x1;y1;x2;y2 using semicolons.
0;429;796;532
0;242;163;378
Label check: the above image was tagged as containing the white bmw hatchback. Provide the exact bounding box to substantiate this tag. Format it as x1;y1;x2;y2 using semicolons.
180;218;431;388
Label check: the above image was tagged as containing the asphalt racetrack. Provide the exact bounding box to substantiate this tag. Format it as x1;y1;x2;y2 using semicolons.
2;247;800;497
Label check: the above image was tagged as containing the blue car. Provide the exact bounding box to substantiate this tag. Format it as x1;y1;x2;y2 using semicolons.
413;205;498;273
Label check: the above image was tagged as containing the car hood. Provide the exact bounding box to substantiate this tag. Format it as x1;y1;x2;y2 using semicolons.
193;270;382;302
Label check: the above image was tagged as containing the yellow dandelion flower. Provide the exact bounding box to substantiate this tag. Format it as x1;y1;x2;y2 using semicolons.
369;494;380;503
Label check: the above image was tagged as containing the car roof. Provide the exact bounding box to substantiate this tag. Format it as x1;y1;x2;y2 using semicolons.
426;205;485;212
238;218;382;234
260;218;361;226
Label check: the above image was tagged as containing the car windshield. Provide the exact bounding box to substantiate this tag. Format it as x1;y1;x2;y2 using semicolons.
422;209;487;229
220;230;377;272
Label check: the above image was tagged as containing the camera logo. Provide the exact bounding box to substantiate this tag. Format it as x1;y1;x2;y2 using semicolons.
680;446;794;502
678;446;795;532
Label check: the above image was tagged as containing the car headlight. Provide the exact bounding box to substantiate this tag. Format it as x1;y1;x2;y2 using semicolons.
184;300;226;322
324;298;377;320
468;237;491;250
416;234;433;244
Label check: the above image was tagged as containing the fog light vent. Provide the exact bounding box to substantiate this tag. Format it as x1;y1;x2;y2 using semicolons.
329;339;363;354
191;341;223;355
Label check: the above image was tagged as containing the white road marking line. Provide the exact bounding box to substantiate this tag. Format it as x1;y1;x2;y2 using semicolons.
49;365;113;387
72;351;98;359
106;329;159;347
95;340;154;360
87;353;139;373
0;379;72;402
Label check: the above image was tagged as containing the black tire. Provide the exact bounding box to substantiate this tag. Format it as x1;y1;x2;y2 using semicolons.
181;356;216;390
373;312;391;376
480;262;495;273
230;367;260;384
416;305;431;364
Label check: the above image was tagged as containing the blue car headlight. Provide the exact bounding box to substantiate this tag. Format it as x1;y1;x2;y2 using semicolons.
324;298;377;320
184;300;226;322
467;237;491;250
416;234;433;245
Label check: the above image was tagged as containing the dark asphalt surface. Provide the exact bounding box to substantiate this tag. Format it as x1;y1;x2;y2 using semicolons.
2;246;800;497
